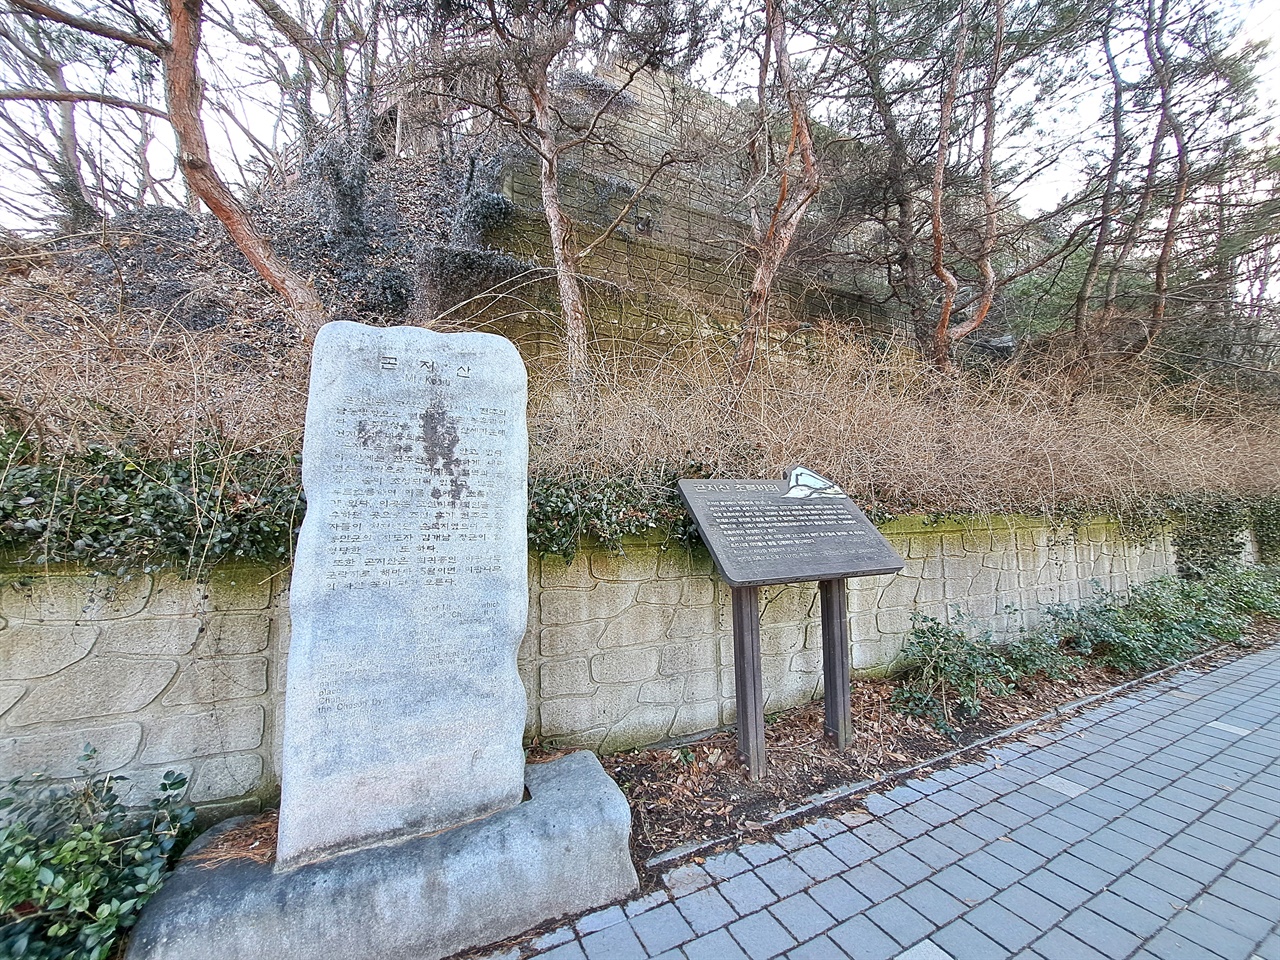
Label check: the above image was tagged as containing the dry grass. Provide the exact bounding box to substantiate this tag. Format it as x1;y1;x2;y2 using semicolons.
527;335;1280;513
0;242;308;462
4;249;1280;516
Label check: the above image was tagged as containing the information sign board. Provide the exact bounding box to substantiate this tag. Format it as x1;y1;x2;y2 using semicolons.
678;469;905;586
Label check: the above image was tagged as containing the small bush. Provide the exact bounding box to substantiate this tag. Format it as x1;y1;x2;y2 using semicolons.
0;753;195;960
890;615;1017;739
897;565;1280;737
1038;566;1280;674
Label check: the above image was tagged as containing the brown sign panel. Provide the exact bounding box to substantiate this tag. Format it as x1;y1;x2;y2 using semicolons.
678;469;905;587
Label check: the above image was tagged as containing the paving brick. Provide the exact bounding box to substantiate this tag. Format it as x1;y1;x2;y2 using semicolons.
904;798;955;827
739;842;787;866
755;858;812;898
1164;907;1260;959
783;935;842;960
1201;806;1273;838
902;834;960;870
927;768;970;788
928;823;987;857
1007;824;1070;858
827;915;901;960
929;863;998;905
1169;829;1251;867
993;788;1054;819
806;876;871;921
682;928;750;960
767;893;834;942
530;926;576;952
837;810;873;829
1185;893;1276;943
952;813;1007;842
1123;860;1206;905
704;851;752;879
899;880;967;926
774;826;819;851
1148;846;1223;885
932;792;981;817
863;793;899;816
1086;825;1158;861
1254;930;1280;960
1207;875;1280;921
664;864;714;897
870;847;932;886
951;778;1002;807
881;809;931;839
822;832;876;867
1026;926;1111;960
535;940;588;960
577;905;626;935
1085;890;1164;938
1058;906;1143;956
983;800;1033;829
929;918;1009;959
1042;852;1114;893
581;921;647;960
674;886;737;935
1062;792;1129;820
986;838;1048;873
857;821;907;853
1104;876;1181;924
864;898;934;948
1068;838;1141;876
991;884;1066;930
886;784;927;805
629;904;695;955
954;849;1024;889
907;775;947;796
841;861;906;904
728;910;797;960
718;872;778;914
1027;813;1090;844
625;890;672;919
790;844;845;881
805;818;845;840
962;899;1041;951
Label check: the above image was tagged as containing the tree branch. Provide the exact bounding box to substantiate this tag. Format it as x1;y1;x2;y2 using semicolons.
0;87;169;119
6;0;167;54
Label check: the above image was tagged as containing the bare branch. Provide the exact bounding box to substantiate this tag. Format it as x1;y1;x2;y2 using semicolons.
6;0;167;54
0;87;169;119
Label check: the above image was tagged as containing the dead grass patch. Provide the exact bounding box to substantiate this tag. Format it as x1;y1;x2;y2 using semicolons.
3;250;1279;518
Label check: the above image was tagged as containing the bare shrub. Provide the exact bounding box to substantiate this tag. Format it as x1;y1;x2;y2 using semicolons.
527;332;1280;515
4;247;1278;523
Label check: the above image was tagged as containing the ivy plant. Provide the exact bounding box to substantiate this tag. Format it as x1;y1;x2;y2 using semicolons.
0;752;196;960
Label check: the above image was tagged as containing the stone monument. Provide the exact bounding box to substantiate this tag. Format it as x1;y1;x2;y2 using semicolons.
277;320;530;866
127;322;638;960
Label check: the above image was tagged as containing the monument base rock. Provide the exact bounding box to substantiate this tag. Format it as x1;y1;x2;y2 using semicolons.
125;752;638;960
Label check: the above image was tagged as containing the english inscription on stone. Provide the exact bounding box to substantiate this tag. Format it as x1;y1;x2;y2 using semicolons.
276;321;529;869
678;468;905;586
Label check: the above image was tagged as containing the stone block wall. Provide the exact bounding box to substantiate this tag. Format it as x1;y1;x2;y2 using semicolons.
1;516;1178;813
523;517;1177;752
0;566;288;819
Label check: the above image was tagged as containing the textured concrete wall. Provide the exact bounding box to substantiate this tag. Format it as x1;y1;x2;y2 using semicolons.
0;566;288;819
1;517;1175;811
523;517;1177;752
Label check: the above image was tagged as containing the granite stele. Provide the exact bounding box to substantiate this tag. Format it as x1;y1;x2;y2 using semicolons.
127;322;638;960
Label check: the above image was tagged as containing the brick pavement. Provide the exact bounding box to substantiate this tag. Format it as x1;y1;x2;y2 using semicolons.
477;643;1280;960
